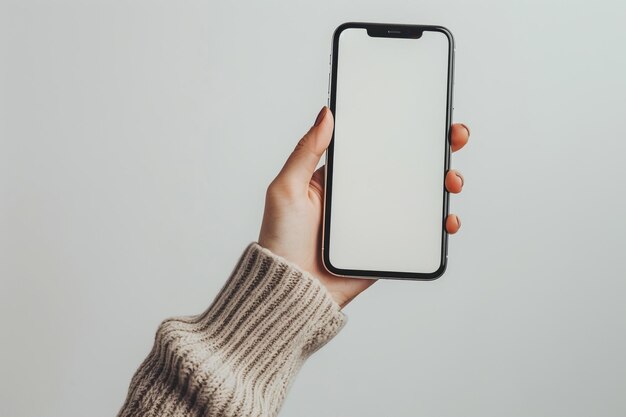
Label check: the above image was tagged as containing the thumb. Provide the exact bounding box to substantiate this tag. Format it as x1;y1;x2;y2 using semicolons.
276;106;334;190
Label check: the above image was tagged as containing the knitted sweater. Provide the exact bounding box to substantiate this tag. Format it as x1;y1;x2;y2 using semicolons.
117;243;347;417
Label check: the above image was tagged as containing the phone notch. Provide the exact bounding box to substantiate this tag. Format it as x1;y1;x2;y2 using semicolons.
366;25;423;39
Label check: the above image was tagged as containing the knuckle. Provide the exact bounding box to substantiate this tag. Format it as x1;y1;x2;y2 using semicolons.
266;180;281;199
266;178;299;202
294;137;308;152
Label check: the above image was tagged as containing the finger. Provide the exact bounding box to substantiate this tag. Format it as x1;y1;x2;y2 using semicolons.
311;165;325;189
276;107;334;190
446;214;461;234
445;170;464;194
450;123;470;152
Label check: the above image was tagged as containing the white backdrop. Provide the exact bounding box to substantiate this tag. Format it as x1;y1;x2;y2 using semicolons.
1;1;625;416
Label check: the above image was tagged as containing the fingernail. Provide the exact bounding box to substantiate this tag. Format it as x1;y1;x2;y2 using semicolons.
456;216;461;229
455;172;464;187
314;107;327;127
460;123;470;138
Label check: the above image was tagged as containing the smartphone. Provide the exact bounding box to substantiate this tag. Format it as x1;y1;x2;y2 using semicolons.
322;22;455;280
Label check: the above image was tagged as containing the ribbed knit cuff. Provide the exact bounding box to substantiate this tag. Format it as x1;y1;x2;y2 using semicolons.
118;243;346;417
209;243;347;359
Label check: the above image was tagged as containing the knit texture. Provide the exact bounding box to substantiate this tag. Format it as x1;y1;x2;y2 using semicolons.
117;243;347;417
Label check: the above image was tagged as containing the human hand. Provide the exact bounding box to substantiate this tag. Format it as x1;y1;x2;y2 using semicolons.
259;107;469;308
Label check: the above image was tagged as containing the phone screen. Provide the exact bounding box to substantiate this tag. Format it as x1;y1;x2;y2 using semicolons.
324;25;453;278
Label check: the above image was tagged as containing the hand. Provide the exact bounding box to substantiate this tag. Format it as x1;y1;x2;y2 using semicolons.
259;107;470;308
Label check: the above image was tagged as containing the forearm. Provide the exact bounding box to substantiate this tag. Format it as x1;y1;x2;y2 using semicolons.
117;243;346;417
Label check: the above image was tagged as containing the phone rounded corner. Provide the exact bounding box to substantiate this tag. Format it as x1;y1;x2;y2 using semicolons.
426;258;448;281
321;249;343;277
431;26;455;50
333;22;357;42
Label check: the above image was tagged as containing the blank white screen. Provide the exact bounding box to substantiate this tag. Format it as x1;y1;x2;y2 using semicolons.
328;28;450;274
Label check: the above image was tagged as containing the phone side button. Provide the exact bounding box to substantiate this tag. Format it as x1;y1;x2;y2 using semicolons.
327;72;331;105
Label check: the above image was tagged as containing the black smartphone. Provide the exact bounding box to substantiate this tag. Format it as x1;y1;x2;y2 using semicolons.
322;22;455;280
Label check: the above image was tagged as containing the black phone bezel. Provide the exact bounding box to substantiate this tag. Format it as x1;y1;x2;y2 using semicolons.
321;22;455;281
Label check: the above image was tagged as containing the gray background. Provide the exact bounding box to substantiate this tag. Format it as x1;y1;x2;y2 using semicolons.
1;1;625;416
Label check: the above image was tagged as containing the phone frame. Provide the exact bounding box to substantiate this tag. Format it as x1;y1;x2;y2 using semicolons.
322;22;455;280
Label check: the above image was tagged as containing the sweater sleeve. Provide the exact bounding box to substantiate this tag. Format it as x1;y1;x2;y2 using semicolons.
117;243;347;417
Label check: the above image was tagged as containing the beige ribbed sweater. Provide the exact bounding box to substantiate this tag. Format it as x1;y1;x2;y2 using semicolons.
117;243;347;417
